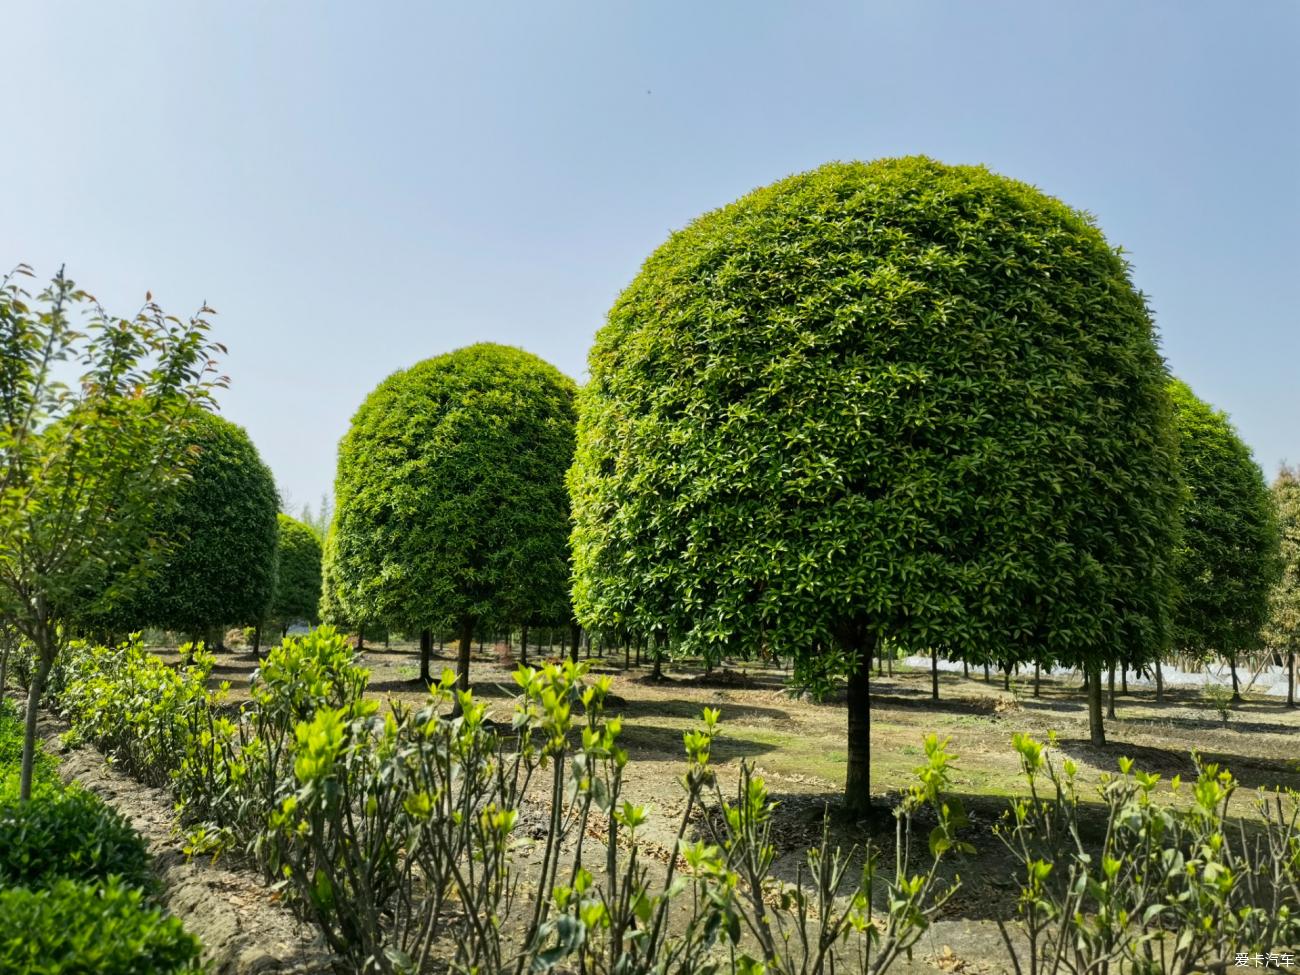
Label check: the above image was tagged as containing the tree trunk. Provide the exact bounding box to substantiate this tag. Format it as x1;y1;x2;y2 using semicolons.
1121;663;1128;695
419;628;432;683
983;662;990;683
569;623;581;666
1003;663;1010;692
1033;659;1041;698
930;646;939;701
876;644;884;677
20;651;53;802
355;626;364;652
1107;662;1117;719
1229;652;1241;701
635;638;641;666
452;617;474;715
520;625;529;667
0;645;9;697
651;634;664;679
1087;664;1106;746
1155;658;1164;703
1289;651;1295;708
560;630;567;659
252;623;262;661
844;639;874;814
624;639;630;671
962;659;969;679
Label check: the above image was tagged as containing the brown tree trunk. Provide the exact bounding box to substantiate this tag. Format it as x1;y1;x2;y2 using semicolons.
844;637;874;814
984;662;991;683
1229;652;1241;702
452;617;474;715
252;623;262;660
520;625;529;667
1087;663;1106;746
1121;662;1128;695
930;646;939;701
1107;662;1117;719
1289;652;1295;708
419;628;432;683
1155;658;1164;702
962;659;969;679
1034;659;1041;698
570;623;581;665
20;650;53;802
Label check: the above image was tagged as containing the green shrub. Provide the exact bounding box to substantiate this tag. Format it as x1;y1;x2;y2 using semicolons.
0;697;54;783
0;878;202;974
0;780;153;892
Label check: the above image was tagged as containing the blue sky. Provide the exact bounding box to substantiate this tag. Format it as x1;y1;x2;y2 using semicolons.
4;2;1297;510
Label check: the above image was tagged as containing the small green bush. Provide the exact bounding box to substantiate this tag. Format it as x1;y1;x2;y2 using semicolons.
0;878;202;974
0;697;54;783
0;780;154;892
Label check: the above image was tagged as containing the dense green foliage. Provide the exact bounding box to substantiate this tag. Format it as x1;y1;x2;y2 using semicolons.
0;781;153;892
1167;379;1280;659
570;156;1180;782
0;698;53;784
0;878;203;974
0;267;221;799
326;342;576;688
1265;466;1300;657
269;513;323;627
104;410;279;637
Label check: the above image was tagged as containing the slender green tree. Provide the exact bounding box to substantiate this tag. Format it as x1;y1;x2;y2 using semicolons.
1263;466;1300;704
326;342;576;700
569;157;1180;811
99;410;280;643
267;513;323;634
1168;379;1281;701
0;266;221;800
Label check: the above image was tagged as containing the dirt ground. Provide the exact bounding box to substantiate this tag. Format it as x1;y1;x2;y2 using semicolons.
151;637;1298;973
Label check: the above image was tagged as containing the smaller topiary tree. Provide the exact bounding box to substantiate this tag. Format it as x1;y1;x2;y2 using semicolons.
98;409;280;646
264;513;323;646
1168;379;1281;701
1265;465;1300;705
327;343;576;701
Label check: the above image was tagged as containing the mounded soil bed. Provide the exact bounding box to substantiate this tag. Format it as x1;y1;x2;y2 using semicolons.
35;709;332;975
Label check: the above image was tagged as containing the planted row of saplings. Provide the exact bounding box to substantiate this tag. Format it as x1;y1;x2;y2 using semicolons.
48;629;1300;974
0;699;203;974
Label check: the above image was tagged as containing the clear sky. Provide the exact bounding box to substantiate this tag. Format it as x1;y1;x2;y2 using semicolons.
4;2;1297;511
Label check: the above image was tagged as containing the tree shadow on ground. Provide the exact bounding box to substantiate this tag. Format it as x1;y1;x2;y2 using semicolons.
1054;738;1300;792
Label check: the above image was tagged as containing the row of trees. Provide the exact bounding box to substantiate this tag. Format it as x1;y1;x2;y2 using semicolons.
4;158;1296;812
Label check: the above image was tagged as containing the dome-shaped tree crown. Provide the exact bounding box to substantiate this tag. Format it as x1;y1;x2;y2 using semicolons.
570;156;1180;678
100;408;279;635
269;513;323;627
1168;378;1279;656
329;342;577;633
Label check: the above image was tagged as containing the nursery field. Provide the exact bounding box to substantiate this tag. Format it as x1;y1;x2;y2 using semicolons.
145;639;1300;972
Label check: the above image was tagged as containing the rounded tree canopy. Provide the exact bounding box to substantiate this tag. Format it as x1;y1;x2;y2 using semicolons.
328;342;577;632
103;409;279;635
1168;379;1280;656
269;513;323;626
1264;466;1300;655
570;156;1180;675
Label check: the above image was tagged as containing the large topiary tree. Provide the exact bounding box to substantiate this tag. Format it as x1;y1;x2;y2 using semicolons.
1265;465;1300;705
101;409;280;642
267;513;323;635
569;156;1181;811
1167;379;1281;700
327;342;576;694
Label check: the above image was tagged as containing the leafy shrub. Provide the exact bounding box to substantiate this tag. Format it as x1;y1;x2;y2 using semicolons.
998;732;1300;973
0;779;153;892
0;697;55;788
0;878;202;974
54;637;221;788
